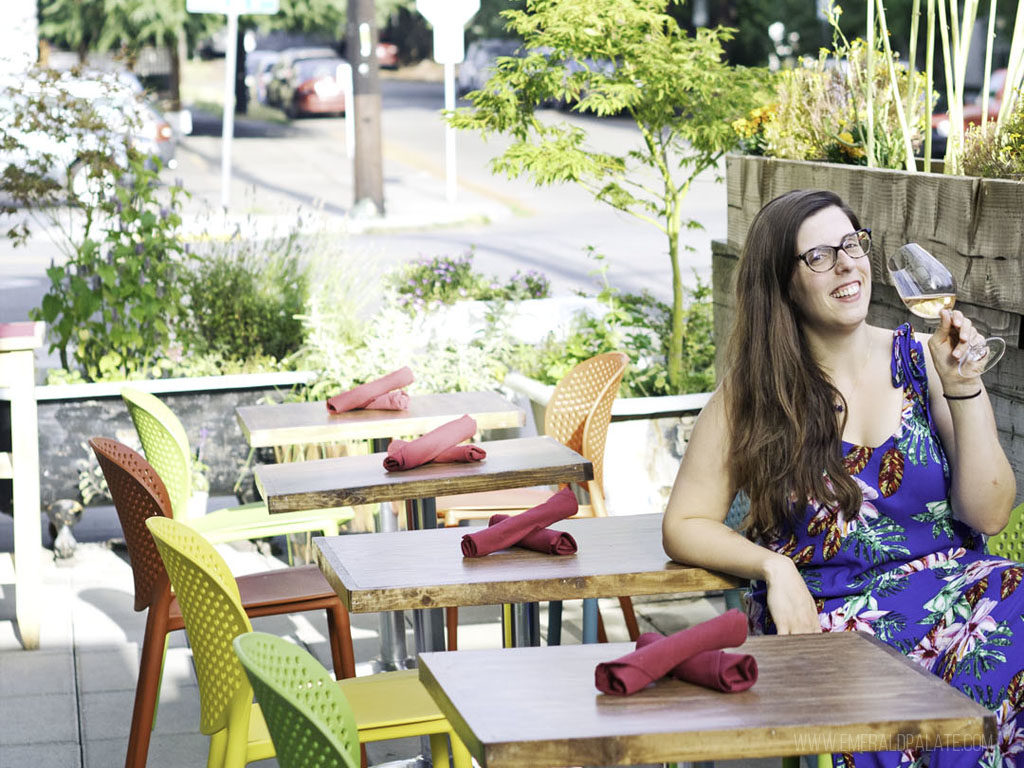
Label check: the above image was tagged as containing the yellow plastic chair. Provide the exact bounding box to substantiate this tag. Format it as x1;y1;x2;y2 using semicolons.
988;501;1024;561
122;387;354;552
436;352;638;647
145;515;471;768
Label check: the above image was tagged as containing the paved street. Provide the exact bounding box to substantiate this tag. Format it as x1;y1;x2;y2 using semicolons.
0;71;727;333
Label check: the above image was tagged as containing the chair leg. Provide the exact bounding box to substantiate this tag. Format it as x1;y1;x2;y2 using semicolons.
428;732;452;768
596;607;609;644
582;598;599;643
126;604;170;768
450;729;473;768
817;753;834;768
618;596;640;641
546;601;563;646
445;606;459;651
326;601;356;679
781;757;800;768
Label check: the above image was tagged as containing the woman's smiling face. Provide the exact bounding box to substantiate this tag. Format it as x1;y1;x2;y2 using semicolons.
788;205;872;331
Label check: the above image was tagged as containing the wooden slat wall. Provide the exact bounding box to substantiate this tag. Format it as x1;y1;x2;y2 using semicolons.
715;154;1024;495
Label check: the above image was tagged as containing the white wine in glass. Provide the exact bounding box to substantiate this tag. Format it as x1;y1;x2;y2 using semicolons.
888;243;1004;375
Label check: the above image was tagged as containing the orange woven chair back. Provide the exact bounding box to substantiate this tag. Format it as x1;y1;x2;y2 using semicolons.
544;352;628;492
89;437;174;613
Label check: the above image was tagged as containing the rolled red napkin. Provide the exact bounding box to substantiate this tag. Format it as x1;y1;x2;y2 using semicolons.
326;367;414;413
461;486;578;558
364;390;410;410
594;609;751;696
634;632;757;692
383;415;478;472
488;512;577;555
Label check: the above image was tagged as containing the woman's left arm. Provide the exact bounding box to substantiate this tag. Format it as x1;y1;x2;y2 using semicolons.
924;309;1016;535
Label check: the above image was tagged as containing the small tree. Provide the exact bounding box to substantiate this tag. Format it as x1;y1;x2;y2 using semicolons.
448;0;768;392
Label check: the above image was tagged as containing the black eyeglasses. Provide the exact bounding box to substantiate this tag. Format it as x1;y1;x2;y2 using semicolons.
797;228;872;272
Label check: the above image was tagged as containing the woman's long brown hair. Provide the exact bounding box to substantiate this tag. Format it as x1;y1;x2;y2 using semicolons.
725;189;863;543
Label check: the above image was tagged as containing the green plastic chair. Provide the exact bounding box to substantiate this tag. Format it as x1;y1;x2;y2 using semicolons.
145;516;471;768
988;501;1024;561
122;387;354;553
233;631;361;768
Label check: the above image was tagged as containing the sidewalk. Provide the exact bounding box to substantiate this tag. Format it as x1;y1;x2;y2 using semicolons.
0;501;769;768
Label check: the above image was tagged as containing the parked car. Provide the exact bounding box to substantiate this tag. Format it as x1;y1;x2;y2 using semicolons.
931;68;1010;157
0;68;176;206
457;39;523;95
264;47;339;108
244;50;280;105
376;41;400;69
271;56;350;118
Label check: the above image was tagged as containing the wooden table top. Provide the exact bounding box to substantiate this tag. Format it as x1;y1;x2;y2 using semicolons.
236;390;526;448
257;436;592;514
418;633;997;767
314;513;743;612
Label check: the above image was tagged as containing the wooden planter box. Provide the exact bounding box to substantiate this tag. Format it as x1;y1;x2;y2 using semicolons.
0;371;315;513
715;154;1024;488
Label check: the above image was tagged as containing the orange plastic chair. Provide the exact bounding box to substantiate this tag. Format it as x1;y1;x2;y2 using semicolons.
436;352;639;647
88;437;355;768
145;515;471;768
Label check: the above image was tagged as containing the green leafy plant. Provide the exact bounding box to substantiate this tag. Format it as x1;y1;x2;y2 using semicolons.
512;252;715;397
30;151;189;381
178;236;311;363
386;250;551;312
961;96;1024;178
448;0;766;393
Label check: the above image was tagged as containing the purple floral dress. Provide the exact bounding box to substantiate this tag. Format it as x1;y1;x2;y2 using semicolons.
748;324;1024;768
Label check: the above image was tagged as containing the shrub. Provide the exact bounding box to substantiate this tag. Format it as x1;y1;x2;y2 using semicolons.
511;256;715;397
386;249;551;312
961;100;1024;180
179;241;310;363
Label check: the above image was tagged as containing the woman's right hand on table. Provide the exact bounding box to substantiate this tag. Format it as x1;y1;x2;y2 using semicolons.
764;555;822;634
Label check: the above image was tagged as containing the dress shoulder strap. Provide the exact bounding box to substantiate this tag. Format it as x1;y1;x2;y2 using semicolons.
890;322;932;415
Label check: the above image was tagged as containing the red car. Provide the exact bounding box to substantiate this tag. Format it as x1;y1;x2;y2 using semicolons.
931;68;1010;156
376;42;399;69
279;57;349;118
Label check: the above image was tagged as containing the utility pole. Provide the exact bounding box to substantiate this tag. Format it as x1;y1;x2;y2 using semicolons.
347;0;385;215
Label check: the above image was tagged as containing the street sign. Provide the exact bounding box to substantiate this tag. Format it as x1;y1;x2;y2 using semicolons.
186;0;279;14
416;0;479;64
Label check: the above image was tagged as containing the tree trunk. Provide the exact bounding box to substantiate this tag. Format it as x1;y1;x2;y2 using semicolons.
347;0;385;215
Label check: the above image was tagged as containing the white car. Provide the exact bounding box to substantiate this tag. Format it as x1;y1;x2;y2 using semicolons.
0;68;175;205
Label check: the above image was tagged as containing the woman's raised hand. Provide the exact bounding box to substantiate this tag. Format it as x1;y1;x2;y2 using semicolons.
764;556;822;634
928;309;984;388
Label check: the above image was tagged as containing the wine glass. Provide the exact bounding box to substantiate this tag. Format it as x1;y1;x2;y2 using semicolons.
887;243;1005;375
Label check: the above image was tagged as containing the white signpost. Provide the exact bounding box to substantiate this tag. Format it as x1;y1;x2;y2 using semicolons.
416;0;479;203
187;0;280;209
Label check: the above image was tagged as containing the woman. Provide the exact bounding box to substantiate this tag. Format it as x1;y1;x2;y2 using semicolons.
663;189;1022;768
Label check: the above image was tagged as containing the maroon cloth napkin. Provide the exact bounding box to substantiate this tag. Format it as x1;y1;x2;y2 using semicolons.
383;415;478;471
326;367;414;413
594;609;752;696
487;513;578;555
433;443;487;463
634;632;757;693
364;390;410;411
461;486;578;558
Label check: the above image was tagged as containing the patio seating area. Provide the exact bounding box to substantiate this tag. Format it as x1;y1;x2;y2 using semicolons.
0;500;767;768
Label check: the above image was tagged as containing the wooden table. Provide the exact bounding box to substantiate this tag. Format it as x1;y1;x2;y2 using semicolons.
256;436;592;515
314;513;741;614
236;390;525;448
0;321;45;649
418;633;997;768
244;391;527;668
265;435;594;651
